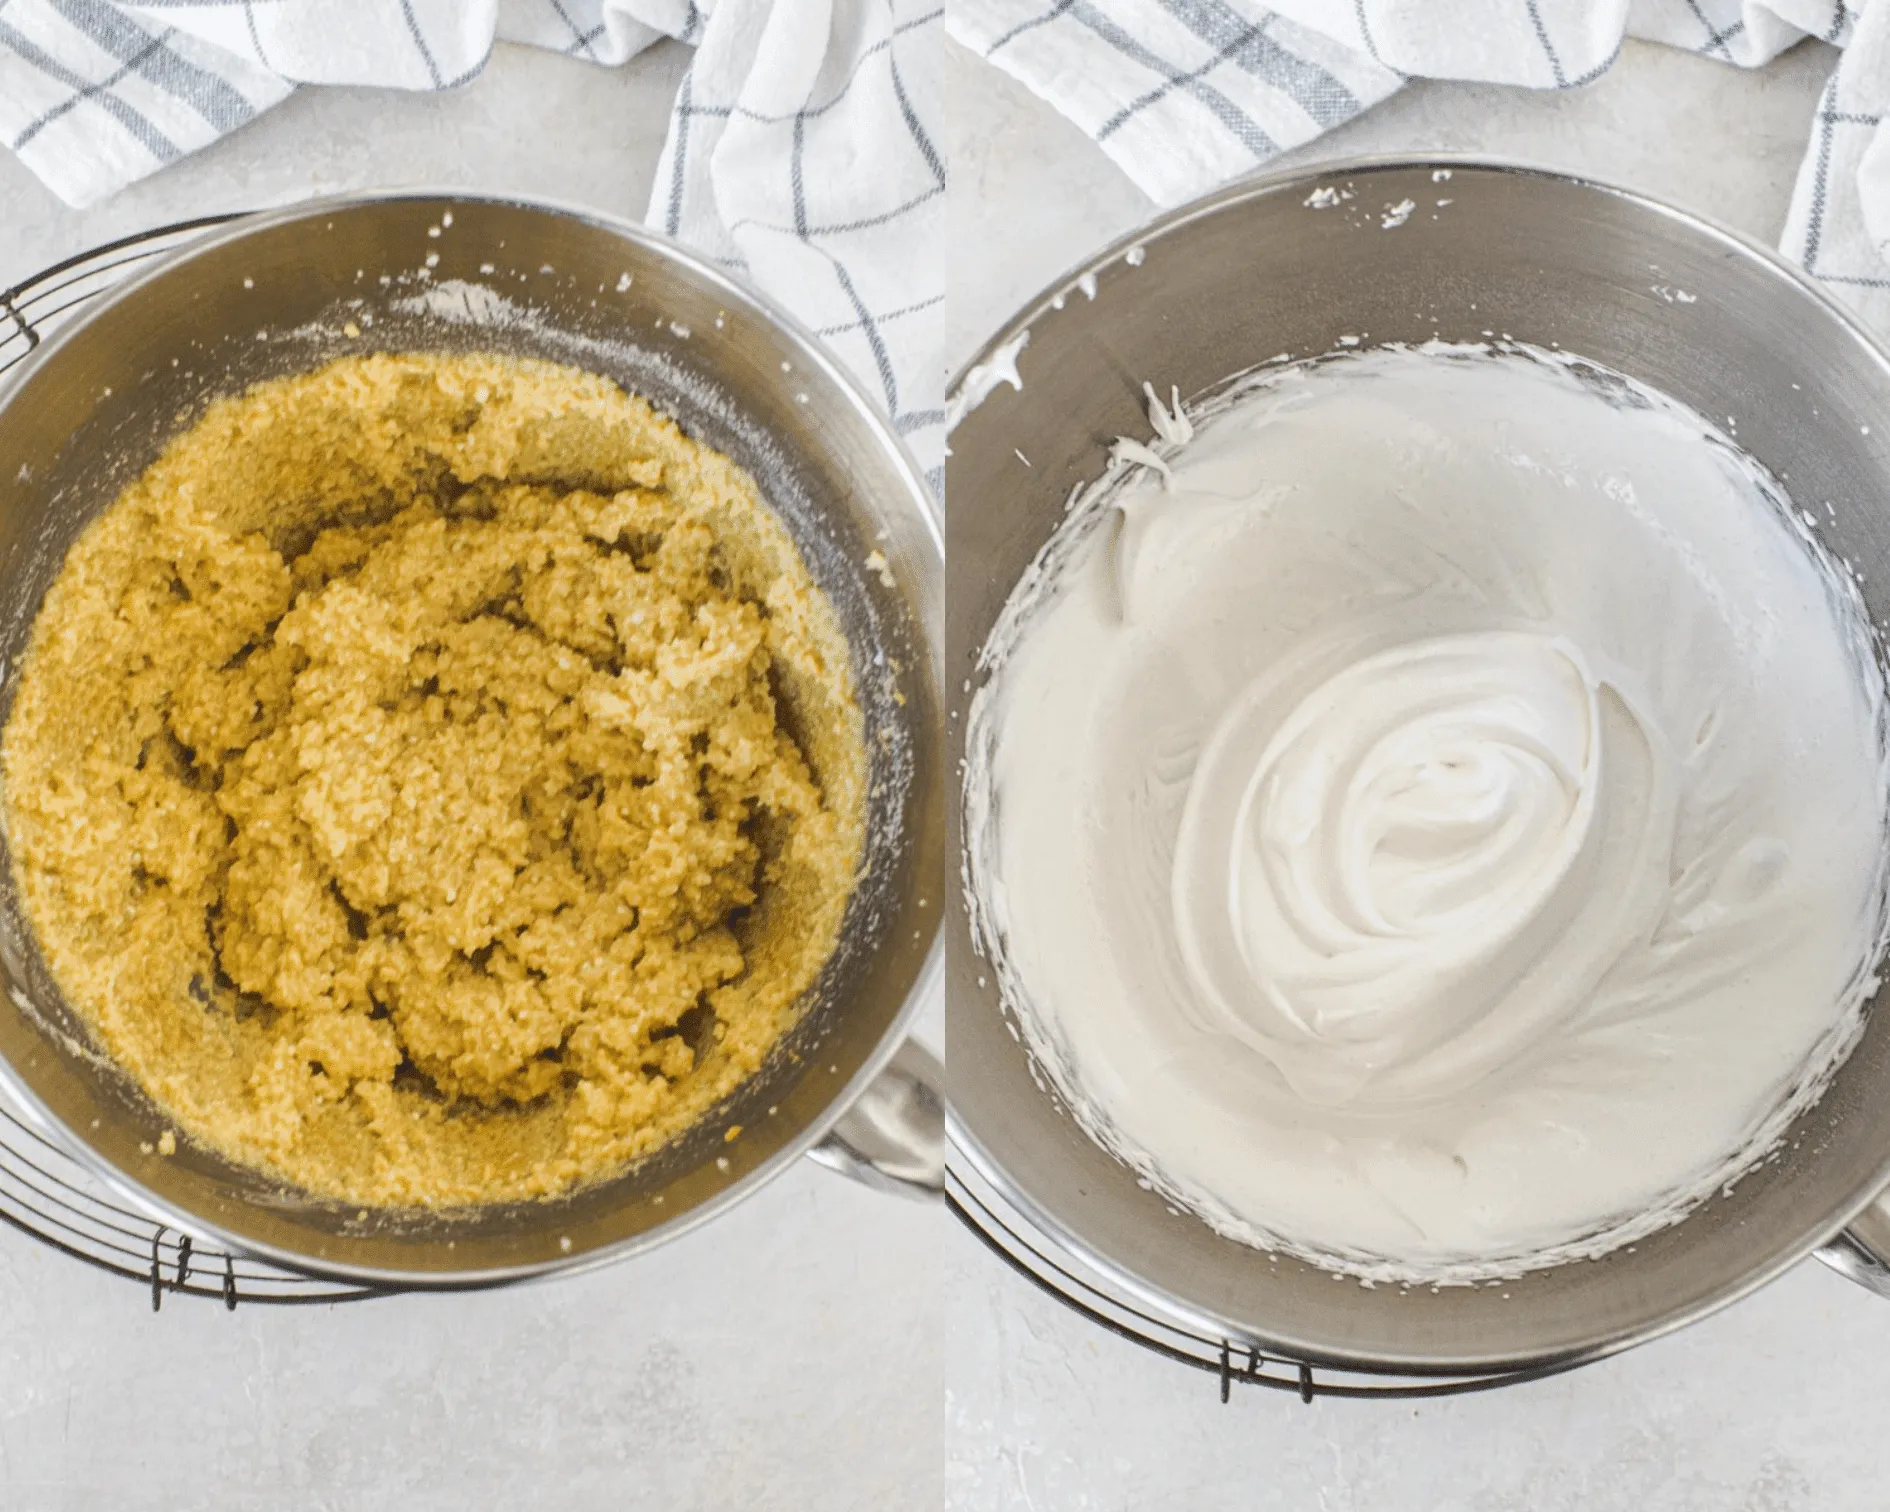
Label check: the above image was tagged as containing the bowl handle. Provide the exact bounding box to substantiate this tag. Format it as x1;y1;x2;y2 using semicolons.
1817;1226;1890;1301
1818;1180;1890;1299
804;1038;944;1199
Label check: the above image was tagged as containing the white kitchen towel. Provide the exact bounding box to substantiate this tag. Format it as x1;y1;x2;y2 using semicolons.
947;2;1402;206
0;0;945;483
1782;0;1890;333
949;0;1890;335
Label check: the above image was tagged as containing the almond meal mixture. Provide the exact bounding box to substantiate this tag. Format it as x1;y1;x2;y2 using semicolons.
1;352;864;1207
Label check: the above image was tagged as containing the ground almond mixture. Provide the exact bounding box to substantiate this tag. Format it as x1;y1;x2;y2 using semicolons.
2;352;864;1207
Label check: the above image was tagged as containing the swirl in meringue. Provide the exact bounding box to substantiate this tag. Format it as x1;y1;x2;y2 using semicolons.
1173;629;1682;1109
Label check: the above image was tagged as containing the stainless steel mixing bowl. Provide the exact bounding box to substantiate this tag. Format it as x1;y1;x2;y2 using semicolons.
947;158;1890;1374
0;192;944;1286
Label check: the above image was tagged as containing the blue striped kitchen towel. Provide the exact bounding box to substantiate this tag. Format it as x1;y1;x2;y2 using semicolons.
948;0;1890;335
0;0;945;484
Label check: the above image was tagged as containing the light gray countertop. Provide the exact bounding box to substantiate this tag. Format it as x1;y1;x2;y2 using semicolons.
0;42;941;1512
945;32;1890;1512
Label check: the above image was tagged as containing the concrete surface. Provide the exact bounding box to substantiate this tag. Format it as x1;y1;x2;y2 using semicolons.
944;31;1890;1512
0;39;692;289
0;39;941;1512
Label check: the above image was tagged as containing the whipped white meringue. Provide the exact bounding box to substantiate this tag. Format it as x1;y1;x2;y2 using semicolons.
965;345;1890;1281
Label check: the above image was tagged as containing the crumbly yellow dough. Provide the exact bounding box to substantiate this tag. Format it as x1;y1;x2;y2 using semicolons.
2;353;864;1207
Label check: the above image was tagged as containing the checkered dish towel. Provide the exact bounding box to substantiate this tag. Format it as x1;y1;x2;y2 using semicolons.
949;0;1890;336
0;0;946;483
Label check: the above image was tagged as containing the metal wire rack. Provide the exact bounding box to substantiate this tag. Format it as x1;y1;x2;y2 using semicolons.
0;214;386;1310
2;213;247;379
946;1142;1578;1402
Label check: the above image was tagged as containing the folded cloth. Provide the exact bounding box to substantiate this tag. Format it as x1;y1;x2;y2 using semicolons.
946;2;1401;206
1782;0;1890;334
0;0;945;483
948;0;1890;336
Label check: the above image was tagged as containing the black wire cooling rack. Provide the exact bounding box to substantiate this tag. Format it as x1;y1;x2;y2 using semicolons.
1;213;245;378
946;1144;1578;1402
0;214;385;1310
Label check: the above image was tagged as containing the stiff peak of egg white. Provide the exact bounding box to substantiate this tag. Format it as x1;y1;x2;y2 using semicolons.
1174;629;1683;1109
969;346;1890;1280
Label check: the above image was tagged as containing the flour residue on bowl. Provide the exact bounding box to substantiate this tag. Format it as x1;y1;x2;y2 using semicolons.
963;342;1890;1284
391;277;518;326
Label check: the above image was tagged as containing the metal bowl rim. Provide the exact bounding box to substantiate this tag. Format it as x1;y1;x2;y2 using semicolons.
945;151;1890;1372
948;153;1890;393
